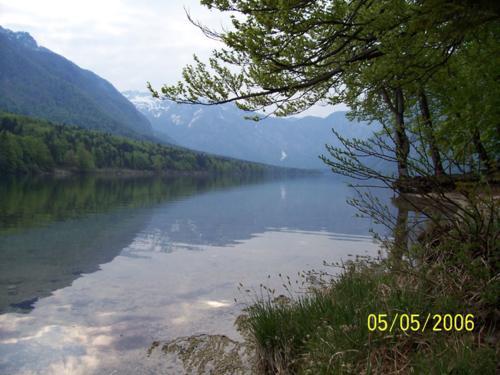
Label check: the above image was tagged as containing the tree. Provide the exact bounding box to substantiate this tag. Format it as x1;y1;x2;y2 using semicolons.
151;0;499;182
76;143;95;171
22;136;54;171
0;132;23;173
149;0;500;277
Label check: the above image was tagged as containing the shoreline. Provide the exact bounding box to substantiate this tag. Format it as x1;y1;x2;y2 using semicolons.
1;167;321;179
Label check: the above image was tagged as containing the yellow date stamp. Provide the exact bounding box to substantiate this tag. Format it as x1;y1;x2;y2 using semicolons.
367;313;474;333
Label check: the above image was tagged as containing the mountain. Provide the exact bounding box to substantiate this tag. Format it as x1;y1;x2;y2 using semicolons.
124;91;379;169
0;26;172;143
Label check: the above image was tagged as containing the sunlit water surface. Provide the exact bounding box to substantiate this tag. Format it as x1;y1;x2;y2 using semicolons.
0;175;388;374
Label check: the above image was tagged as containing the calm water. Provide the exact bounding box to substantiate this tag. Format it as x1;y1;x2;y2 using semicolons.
0;174;387;374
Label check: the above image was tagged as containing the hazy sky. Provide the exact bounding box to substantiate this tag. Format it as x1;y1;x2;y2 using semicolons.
0;0;341;117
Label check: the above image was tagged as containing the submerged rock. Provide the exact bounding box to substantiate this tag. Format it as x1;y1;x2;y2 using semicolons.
147;334;256;374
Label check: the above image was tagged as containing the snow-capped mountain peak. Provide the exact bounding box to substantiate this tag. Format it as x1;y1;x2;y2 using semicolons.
123;91;377;169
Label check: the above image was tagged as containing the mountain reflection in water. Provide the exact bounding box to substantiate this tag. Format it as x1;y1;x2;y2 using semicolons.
0;174;268;313
0;174;388;374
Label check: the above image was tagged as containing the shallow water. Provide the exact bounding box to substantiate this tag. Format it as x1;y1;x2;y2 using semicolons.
0;174;387;374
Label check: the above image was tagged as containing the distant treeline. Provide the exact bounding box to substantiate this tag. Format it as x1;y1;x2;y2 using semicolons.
0;112;273;175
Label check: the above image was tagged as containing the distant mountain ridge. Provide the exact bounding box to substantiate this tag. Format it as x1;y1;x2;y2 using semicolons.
0;26;173;143
124;91;379;169
0;25;380;170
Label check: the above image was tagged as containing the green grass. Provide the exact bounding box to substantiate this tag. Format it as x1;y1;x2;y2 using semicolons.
243;190;499;374
243;255;498;374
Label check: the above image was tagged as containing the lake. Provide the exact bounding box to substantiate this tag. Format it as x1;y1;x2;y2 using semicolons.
0;174;388;374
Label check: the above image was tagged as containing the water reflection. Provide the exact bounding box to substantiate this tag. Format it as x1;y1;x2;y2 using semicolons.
123;176;385;250
0;174;387;374
1;230;379;375
0;174;267;235
0;174;267;313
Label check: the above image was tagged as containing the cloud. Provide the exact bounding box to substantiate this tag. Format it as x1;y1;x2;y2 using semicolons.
0;0;340;117
0;0;224;91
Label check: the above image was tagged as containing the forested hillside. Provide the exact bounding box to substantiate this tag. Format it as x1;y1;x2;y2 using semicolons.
0;26;167;142
0;112;272;175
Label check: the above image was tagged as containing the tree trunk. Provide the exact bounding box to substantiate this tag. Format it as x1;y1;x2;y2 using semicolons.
391;204;409;269
471;127;492;174
381;87;410;180
418;90;444;176
394;87;410;178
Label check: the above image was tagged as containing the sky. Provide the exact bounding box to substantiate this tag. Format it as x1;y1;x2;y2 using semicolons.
0;0;342;117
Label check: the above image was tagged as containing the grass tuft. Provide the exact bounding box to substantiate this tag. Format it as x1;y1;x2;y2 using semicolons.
243;229;499;374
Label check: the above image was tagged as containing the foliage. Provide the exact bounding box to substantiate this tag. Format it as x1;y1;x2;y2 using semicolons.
153;0;499;182
0;112;275;175
153;1;496;113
